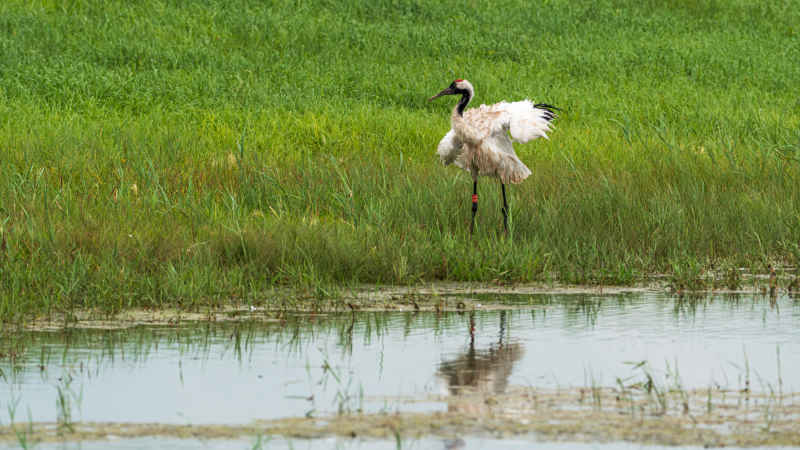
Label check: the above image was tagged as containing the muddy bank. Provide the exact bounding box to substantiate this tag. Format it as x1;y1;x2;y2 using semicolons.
7;282;656;331
12;278;798;331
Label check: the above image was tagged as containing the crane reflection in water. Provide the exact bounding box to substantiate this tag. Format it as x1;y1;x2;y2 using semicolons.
437;311;523;412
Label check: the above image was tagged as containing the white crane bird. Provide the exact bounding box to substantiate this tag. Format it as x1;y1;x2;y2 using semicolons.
428;79;558;233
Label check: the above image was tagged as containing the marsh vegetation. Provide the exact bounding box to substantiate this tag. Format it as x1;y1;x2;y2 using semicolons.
1;0;799;319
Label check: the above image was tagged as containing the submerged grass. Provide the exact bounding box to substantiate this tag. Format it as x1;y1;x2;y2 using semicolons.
1;388;799;447
1;0;799;318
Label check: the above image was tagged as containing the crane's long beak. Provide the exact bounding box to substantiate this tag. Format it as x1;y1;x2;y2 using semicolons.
428;87;455;102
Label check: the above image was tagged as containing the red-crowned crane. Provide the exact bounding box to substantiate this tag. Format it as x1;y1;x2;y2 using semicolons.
428;79;558;234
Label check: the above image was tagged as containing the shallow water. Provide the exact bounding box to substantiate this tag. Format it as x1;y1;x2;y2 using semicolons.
1;293;798;427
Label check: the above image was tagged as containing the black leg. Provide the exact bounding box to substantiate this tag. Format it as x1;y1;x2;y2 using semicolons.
470;181;478;234
468;311;476;351
498;310;506;348
501;183;509;233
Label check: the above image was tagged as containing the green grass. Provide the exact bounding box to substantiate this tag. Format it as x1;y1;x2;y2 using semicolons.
1;0;799;319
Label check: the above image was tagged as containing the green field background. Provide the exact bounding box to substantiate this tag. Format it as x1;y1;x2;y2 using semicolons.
1;0;799;317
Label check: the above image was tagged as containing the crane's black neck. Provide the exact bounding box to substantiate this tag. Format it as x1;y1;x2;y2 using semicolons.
455;90;472;116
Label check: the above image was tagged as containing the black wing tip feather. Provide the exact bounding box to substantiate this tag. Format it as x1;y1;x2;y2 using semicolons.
534;103;561;111
534;103;561;122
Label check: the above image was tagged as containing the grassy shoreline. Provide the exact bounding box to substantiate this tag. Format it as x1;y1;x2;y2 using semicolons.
2;0;799;320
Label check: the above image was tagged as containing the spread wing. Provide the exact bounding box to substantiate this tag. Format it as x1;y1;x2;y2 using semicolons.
436;100;556;184
436;129;463;166
465;100;557;146
504;100;558;143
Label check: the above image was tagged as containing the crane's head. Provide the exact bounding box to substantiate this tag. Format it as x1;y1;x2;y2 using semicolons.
428;79;473;101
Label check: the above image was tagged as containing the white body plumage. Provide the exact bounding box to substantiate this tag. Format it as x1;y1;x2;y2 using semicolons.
431;80;556;184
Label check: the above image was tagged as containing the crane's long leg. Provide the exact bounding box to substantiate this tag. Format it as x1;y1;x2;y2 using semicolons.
468;311;476;351
501;183;509;233
470;181;478;234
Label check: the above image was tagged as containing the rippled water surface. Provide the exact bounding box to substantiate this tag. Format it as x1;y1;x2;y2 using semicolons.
1;293;798;427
